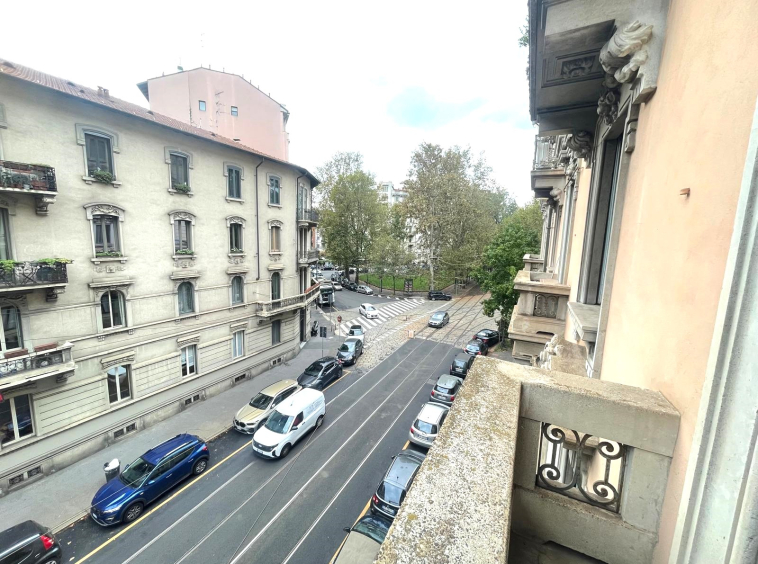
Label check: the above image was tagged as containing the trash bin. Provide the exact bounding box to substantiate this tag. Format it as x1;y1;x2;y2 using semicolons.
408;330;415;338
104;458;120;482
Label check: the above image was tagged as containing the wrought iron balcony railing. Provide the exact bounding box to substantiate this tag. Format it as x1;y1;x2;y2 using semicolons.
0;161;57;192
0;343;75;388
0;261;68;290
297;208;319;223
532;135;570;171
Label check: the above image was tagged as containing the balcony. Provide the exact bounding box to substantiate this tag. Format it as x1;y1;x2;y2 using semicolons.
256;284;320;317
508;270;570;362
0;342;76;391
375;357;679;564
0;261;69;300
531;135;571;199
297;208;319;225
523;253;544;272
298;249;320;264
0;160;57;215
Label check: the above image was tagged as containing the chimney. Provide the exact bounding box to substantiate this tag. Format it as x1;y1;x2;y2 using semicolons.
97;86;109;98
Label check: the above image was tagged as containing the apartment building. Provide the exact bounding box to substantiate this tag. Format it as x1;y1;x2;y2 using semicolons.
0;59;320;494
377;181;407;206
378;0;758;562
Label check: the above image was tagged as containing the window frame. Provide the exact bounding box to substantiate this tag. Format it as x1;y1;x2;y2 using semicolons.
232;330;245;359
223;162;246;203
199;100;207;112
231;106;238;117
0;394;35;446
168;211;196;257
75;124;121;185
0;303;24;354
269;222;282;254
230;275;245;305
106;364;132;405
92;214;121;254
84;133;114;178
84;203;127;262
227;216;246;255
100;289;127;330
271;272;281;301
181;344;198;377
268;175;281;206
164;147;194;195
272;319;281;345
177;281;196;316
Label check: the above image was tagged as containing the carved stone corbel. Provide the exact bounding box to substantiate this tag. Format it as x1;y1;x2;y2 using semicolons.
566;131;593;160
599;21;654;85
597;78;621;125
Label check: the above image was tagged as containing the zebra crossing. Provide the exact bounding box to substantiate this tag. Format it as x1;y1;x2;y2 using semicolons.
338;299;425;335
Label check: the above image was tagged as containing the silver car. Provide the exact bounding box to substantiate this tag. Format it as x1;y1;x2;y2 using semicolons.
356;285;374;295
428;311;449;328
409;402;449;448
430;374;462;406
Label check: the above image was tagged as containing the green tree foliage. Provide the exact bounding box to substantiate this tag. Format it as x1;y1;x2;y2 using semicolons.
315;152;364;203
473;201;543;326
369;234;415;293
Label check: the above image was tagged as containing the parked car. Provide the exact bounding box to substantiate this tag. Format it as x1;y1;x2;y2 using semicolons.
409;402;449;448
345;282;358;291
428;311;449;328
464;339;489;356
333;514;392;564
333;281;343;290
336;338;363;366
450;353;475;378
473;329;500;347
233;380;300;434
430;374;463;406
90;434;209;526
347;324;365;342
297;357;343;390
428;290;452;301
356;285;374;295
251;389;325;459
371;450;426;520
359;303;379;319
0;521;61;564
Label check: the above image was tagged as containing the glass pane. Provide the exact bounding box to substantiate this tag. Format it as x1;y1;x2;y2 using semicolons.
232;277;243;304
111;292;124;327
1;305;22;350
13;395;33;439
101;293;112;329
179;283;194;314
0;209;10;261
0;398;14;445
271;274;280;300
171;155;188;186
107;368;119;403
94;219;104;252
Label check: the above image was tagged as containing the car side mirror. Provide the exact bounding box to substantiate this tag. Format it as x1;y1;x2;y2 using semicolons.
343;526;352;532
147;479;156;485
292;425;299;431
391;455;396;459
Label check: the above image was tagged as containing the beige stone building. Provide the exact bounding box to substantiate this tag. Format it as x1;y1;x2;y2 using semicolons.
0;59;319;494
378;0;758;562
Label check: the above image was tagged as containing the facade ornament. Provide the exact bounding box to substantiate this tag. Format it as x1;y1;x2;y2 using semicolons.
268;219;284;228
101;352;135;369
34;195;55;216
94;265;126;273
597;78;621;125
599;21;654;85
173;258;196;269
226;215;246;227
228;256;246;265
624;104;641;153
169;210;196;224
566;131;593;160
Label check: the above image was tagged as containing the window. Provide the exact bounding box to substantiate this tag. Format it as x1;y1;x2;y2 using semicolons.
107;365;131;404
178;281;195;315
230;223;243;252
0;208;10;261
0;305;23;352
0;394;34;445
231;276;244;304
93;215;121;254
232;330;245;358
271;273;281;301
272;320;281;345
181;345;197;377
270;226;281;252
170;154;189;188
85;133;113;177
199;100;206;112
101;290;126;329
174;219;192;253
231;106;238;116
228;167;242;199
269;176;281;205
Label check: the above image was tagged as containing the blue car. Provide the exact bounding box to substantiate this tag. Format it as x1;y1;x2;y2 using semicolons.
90;434;209;526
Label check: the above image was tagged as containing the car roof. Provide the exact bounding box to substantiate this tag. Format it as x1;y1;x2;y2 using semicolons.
417;402;448;423
142;433;199;464
276;388;324;416
0;521;45;558
362;303;375;308
453;353;471;362
384;451;426;488
477;329;495;335
467;339;483;346
344;337;361;344
350;324;363;330
431;311;446;316
259;379;298;396
437;375;461;388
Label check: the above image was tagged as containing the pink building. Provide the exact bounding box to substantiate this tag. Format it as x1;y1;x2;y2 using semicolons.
137;67;290;161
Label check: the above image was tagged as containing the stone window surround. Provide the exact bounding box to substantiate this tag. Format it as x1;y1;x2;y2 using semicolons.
170;272;200;318
227;216;246;256
100;351;135;406
84;203;127;264
75;124;122;187
267;173;282;207
0;392;35;448
224;162;245;203
168;210;196;258
89;279;134;334
268;219;283;255
229;273;247;307
165;147;194;196
0;195;19;261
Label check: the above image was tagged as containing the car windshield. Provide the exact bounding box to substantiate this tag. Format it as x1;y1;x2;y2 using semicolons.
378;482;405;505
431;313;444;319
366;305;375;311
349;328;363;336
249;392;274;410
120;457;155;486
467;342;480;349
353;518;390;544
415;419;437;434
339;342;355;352
304;362;325;376
453;360;466;368
265;411;293;434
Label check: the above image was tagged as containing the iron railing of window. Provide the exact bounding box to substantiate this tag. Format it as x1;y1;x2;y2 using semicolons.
0;344;72;380
0;161;57;192
297;208;319;223
0;261;68;288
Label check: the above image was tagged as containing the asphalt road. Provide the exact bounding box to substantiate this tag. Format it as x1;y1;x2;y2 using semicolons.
56;293;487;564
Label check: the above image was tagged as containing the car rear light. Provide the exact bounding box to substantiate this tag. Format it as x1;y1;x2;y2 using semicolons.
40;535;54;551
202;445;208;451
477;351;481;355
450;395;455;400
431;390;436;396
372;494;379;504
410;426;415;434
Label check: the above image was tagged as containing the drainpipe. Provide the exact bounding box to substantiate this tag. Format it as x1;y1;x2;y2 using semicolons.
295;172;306;292
255;158;265;281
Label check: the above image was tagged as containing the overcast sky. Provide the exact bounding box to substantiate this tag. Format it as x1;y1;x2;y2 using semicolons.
2;0;535;203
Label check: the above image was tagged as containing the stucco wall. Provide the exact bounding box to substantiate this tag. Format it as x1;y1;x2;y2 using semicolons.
598;0;758;561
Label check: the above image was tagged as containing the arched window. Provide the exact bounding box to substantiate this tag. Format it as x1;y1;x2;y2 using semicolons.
101;290;126;329
231;276;244;305
0;304;23;351
271;273;281;301
178;282;195;314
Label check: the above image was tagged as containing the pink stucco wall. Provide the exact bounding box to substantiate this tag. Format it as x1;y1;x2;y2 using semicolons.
598;1;758;561
146;68;289;161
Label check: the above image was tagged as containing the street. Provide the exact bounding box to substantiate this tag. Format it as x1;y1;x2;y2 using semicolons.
54;291;489;564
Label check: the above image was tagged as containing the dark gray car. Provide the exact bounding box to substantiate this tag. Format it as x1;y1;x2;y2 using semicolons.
430;374;463;406
371;450;426;520
0;521;61;564
428;311;449;328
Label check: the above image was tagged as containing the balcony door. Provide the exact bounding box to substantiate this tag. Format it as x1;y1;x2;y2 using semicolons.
0;209;11;260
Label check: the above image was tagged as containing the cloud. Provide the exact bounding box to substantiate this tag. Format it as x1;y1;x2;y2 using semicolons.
387;87;486;129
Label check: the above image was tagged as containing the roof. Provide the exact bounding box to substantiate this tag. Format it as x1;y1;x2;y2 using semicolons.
142;433;197;464
385;451;425;487
418;402;448;423
276;388;323;416
259;379;298;396
437;375;461;389
0;59;317;187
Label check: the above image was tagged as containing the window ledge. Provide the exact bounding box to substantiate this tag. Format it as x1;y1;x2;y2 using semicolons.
228;252;246;258
173;253;197;260
269;251;283;256
92;256;128;264
226;197;245;204
567;301;600;343
268;203;283;208
83;176;122;188
168;188;193;197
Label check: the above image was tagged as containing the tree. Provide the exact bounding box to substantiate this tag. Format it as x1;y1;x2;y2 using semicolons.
315;152;364;204
473;201;542;333
370;234;415;294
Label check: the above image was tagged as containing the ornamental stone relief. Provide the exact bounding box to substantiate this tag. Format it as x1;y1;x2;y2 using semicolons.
94;265;127;273
560;56;596;79
228;256;246;265
173;258;196;269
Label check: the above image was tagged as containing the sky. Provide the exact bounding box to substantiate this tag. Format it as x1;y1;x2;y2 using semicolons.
2;0;536;203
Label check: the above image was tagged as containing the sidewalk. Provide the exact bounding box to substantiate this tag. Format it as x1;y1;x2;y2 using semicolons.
0;327;343;533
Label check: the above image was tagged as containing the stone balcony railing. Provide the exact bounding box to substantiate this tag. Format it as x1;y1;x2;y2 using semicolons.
523;253;544;272
0;160;58;215
298;249;319;264
508;269;570;362
376;357;679;564
0;342;76;391
255;284;320;317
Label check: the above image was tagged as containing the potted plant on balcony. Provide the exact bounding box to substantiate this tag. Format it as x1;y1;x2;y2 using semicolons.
36;258;71;282
175;249;194;255
96;251;122;258
92;169;115;184
173;182;191;193
230;247;243;254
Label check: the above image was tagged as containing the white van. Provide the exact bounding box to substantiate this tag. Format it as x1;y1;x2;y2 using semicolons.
251;388;326;458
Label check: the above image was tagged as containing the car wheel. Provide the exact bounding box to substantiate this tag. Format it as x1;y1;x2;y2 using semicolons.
40;559;59;564
193;458;208;475
315;415;324;429
279;443;292;458
123;502;144;524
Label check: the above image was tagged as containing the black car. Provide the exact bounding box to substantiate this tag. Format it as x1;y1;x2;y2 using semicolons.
473;329;500;347
297;357;343;390
464;339;489;356
428;290;452;301
450;353;475;378
336;338;363;366
0;521;61;564
371;450;426;520
345;282;358;291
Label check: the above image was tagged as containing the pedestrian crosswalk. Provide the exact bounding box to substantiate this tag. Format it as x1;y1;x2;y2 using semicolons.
338;299;424;335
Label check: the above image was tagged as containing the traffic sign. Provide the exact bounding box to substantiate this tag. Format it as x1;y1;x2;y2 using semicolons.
319;326;327;338
337;315;342;323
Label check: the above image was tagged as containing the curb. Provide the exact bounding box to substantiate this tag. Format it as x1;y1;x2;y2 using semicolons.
53;509;89;533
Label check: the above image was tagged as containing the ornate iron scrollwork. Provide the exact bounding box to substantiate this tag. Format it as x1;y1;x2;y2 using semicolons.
533;294;559;318
537;422;625;512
